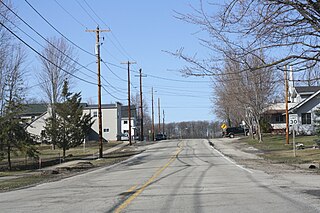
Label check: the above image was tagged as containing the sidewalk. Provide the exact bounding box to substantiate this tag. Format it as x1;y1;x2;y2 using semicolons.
41;141;131;171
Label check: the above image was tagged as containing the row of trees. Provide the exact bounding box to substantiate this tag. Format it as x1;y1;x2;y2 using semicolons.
173;0;320;142
165;121;221;139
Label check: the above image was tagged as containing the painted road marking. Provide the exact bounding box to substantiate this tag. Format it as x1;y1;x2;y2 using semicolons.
213;146;253;174
114;146;183;213
126;185;138;194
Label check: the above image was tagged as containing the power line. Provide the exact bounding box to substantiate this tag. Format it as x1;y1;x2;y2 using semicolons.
106;61;211;83
27;62;96;90
101;86;126;101
75;0;99;26
0;21;97;86
101;59;126;82
12;1;125;101
143;84;211;94
72;0;123;62
53;0;87;29
0;3;98;81
52;0;122;63
83;0;135;61
24;0;95;57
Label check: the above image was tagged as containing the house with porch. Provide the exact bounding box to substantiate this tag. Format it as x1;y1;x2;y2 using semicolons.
265;86;320;135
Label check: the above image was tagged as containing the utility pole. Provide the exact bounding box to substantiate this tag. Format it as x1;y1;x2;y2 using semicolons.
151;87;155;141
86;26;109;158
121;61;136;146
285;66;289;145
158;98;161;134
162;109;165;135
135;69;146;141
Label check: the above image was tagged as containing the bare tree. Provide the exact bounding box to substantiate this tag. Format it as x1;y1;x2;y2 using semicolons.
131;92;151;139
38;37;77;106
38;37;77;148
175;0;320;77
0;0;16;115
213;49;277;142
301;63;320;86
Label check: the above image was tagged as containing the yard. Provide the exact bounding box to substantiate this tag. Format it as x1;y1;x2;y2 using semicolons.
241;134;320;165
0;141;142;191
0;141;121;171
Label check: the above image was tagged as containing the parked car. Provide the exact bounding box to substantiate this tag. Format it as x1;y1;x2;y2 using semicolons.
224;127;249;138
120;133;129;141
155;133;167;141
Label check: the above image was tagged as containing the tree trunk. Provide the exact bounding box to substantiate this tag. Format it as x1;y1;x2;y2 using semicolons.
256;119;263;143
7;144;11;171
63;148;66;161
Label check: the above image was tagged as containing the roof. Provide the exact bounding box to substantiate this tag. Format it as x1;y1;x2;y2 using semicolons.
289;89;320;113
295;86;320;94
84;103;119;109
21;104;47;116
264;102;298;114
121;105;137;118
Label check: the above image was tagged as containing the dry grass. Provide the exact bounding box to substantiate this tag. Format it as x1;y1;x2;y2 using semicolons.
0;145;142;192
241;134;320;164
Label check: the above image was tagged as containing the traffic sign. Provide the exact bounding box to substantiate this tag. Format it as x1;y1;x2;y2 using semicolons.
289;114;298;125
221;123;227;129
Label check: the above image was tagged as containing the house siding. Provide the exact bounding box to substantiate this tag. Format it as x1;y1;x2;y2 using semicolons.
294;94;320;134
83;104;122;141
26;112;49;141
24;102;129;142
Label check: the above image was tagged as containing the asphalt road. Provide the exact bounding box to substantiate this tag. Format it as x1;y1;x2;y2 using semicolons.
0;139;319;213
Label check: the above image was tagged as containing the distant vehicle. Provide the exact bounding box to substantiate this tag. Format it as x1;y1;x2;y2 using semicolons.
224;127;249;138
120;133;129;141
155;133;167;141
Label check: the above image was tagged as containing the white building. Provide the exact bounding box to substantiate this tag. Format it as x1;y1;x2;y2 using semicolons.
24;102;124;142
83;103;122;141
121;105;137;138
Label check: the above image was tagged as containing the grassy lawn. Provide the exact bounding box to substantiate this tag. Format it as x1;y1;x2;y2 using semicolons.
0;173;55;191
0;145;142;192
240;134;320;164
0;141;122;171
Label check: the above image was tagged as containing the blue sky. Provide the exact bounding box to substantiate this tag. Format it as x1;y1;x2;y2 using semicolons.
12;0;214;122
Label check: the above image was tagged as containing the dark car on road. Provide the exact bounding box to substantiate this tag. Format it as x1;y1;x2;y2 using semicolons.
155;133;167;141
224;127;249;138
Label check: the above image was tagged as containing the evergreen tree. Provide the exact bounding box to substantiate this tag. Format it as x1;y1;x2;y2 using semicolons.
45;81;93;159
0;44;37;170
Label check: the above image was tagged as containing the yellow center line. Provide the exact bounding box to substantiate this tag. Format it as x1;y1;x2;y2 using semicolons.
126;185;138;193
114;146;183;213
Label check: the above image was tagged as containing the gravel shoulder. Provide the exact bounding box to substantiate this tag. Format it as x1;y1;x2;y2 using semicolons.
210;138;320;210
210;137;314;174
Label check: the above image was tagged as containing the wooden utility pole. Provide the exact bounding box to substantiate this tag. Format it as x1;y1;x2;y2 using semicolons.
151;87;155;141
121;61;136;146
139;69;144;141
158;98;161;134
162;109;165;134
86;26;109;158
285;66;289;145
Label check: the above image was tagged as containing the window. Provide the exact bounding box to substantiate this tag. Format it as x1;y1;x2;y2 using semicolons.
301;113;311;124
104;128;110;133
93;111;97;117
124;120;128;124
275;114;285;123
